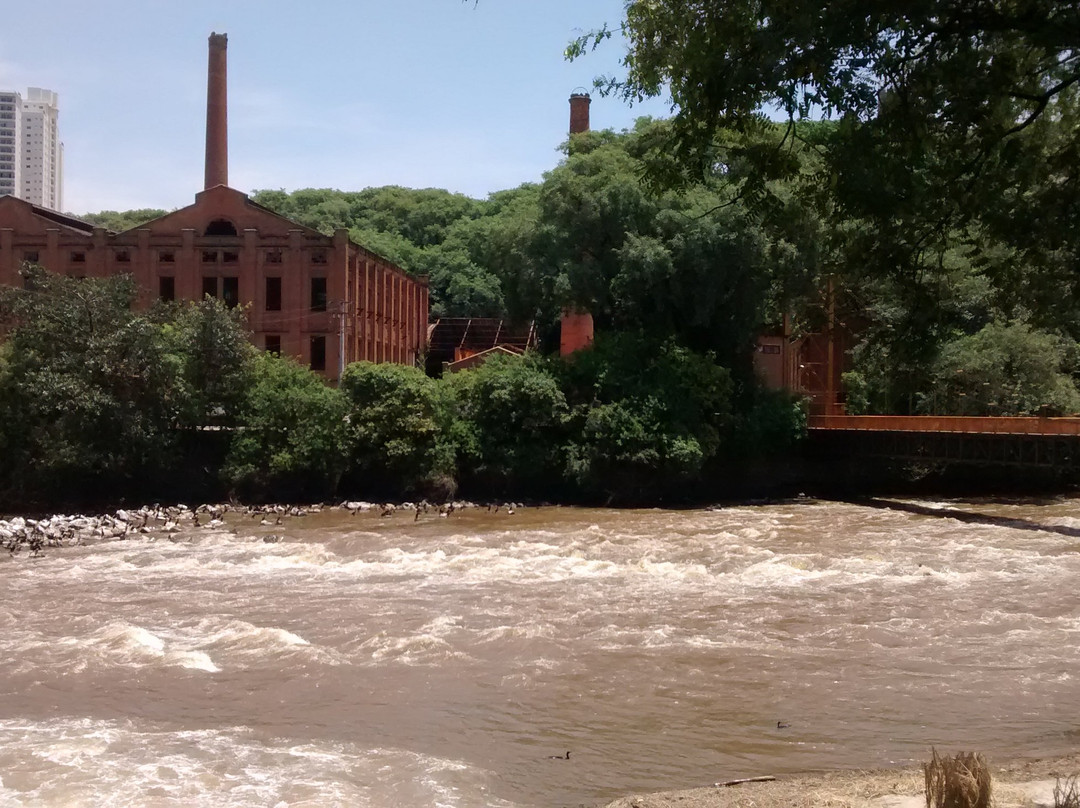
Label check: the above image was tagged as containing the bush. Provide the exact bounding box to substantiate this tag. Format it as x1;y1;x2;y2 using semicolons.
558;333;733;502
339;361;455;498
442;354;567;497
156;297;256;428
920;321;1080;415
726;386;807;459
223;353;348;500
0;266;184;500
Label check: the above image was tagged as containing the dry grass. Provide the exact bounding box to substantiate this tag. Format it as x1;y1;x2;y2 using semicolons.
600;751;1080;808
923;749;991;808
1056;775;1080;808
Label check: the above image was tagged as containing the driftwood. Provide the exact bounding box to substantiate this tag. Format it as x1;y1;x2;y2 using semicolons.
715;776;777;787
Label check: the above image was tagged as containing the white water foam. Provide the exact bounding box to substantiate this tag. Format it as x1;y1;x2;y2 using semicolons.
0;718;519;808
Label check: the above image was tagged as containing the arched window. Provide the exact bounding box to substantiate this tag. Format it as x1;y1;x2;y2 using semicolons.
204;218;238;236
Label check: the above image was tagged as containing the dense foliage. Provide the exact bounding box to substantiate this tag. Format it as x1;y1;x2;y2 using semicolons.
49;0;1080;507
558;333;734;501
339;362;455;498
222;353;349;501
569;0;1080;416
0;265;805;506
78;209;169;232
0;267;251;501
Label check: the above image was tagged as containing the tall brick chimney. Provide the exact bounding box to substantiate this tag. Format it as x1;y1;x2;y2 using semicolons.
569;91;591;135
563;91;595;355
204;32;229;189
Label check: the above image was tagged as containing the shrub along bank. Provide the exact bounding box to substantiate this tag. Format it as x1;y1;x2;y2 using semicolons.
0;267;805;510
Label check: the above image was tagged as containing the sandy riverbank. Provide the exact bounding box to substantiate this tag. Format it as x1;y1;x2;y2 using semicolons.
601;752;1080;808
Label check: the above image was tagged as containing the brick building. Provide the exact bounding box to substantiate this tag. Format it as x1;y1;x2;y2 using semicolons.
0;33;427;382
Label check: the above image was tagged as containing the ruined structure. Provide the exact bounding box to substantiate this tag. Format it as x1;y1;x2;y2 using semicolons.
0;33;428;382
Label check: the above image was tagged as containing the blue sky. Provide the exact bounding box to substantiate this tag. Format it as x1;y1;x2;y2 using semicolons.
0;0;672;215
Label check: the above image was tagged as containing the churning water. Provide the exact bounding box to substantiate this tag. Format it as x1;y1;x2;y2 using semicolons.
2;499;1080;806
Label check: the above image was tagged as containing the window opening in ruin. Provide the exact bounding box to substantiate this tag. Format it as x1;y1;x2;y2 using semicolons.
266;277;282;311
222;276;239;308
310;277;327;312
204;219;238;236
310;335;326;371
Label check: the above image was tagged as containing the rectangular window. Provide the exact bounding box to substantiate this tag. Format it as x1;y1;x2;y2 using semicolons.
265;276;282;311
23;250;39;263
159;276;175;301
311;248;328;265
222;276;239;308
201;250;217;263
310;335;326;371
115;249;130;263
223;250;239;264
266;250;283;264
159;250;175;263
310;277;327;312
202;276;218;299
265;335;281;355
71;251;85;263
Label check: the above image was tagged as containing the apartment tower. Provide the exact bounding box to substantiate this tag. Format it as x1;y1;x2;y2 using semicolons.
20;88;63;211
0;87;63;210
0;92;21;198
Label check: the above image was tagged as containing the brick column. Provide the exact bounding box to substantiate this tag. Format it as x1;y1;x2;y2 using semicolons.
0;228;13;286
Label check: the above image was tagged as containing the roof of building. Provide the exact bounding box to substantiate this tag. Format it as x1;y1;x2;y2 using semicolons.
0;194;105;236
112;185;326;239
427;317;537;365
445;344;530;373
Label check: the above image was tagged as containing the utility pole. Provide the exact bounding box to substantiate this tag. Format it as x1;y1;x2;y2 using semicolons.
335;300;346;381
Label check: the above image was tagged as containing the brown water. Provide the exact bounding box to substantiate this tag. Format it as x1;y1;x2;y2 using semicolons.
2;498;1080;807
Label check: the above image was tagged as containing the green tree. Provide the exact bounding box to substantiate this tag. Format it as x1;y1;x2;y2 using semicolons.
79;209;169;231
442;354;567;497
157;298;256;427
920;321;1080;416
0;265;183;498
251;186;503;317
339;361;456;497
573;1;1080;376
510;120;793;376
557;333;734;502
574;1;1080;187
223;353;348;500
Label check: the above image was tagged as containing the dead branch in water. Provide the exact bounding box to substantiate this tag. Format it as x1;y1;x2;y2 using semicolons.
715;776;777;787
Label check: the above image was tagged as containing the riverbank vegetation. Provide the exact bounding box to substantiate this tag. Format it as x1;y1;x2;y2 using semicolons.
11;3;1079;507
0;265;804;509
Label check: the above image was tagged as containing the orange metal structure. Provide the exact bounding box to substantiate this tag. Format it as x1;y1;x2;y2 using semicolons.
810;416;1080;436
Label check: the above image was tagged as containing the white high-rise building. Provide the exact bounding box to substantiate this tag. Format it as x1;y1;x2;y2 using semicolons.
20;88;63;211
0;87;63;210
0;92;21;199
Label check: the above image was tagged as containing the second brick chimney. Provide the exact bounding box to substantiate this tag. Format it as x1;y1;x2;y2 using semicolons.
569;91;591;135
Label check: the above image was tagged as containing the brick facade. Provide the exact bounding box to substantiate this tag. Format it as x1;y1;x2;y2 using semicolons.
0;189;429;382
